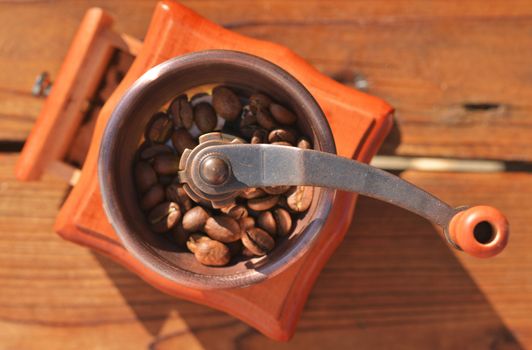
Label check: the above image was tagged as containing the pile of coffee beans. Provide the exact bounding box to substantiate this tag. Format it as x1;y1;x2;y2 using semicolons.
133;86;314;266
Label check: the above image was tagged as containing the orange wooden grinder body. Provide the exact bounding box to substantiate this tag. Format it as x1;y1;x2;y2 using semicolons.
16;1;394;340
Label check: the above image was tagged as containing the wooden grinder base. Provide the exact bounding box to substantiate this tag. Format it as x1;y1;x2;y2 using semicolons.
17;1;393;341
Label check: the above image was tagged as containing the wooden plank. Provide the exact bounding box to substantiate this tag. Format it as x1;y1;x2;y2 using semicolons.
1;1;531;160
0;153;530;348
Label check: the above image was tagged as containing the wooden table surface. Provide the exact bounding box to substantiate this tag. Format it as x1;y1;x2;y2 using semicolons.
1;1;531;349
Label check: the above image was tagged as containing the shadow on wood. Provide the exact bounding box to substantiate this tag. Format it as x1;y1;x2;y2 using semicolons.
91;196;522;349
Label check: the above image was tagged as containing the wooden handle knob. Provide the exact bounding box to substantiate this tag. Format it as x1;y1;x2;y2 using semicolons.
448;206;509;258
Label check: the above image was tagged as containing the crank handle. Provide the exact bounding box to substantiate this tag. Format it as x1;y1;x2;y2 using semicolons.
179;139;509;258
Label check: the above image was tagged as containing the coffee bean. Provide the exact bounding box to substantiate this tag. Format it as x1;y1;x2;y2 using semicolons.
297;137;312;150
263;186;290;195
139;143;174;161
140;184;165;211
242;228;275;256
240;245;256;259
221;205;248;220
242;247;256;258
251;129;268;144
169;94;194;129
240;188;266;200
194;239;231;266
212;86;242;121
268;128;297;145
249;93;272;113
186;233;211;253
286;186;313;212
152;153;179;175
273;208;292;237
134;161;157;193
172;128;198;154
257;211;277;237
194;102;217;133
147;202;181;233
166;183;193;211
172;223;190;248
182;206;210;232
135;84;316;264
239;216;255;230
146;112;173;143
248;195;279;211
204;215;241;243
256;108;278;130
270;103;297;125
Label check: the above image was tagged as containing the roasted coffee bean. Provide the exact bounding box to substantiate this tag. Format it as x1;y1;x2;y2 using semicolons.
263;186;290;195
152;153;179;175
146;112;173;143
139;143;173;161
273;208;292;237
140;184;165;211
268;128;297;145
134;161;157;193
169;94;194;129
221;205;248;220
212;86;242;121
194;102;217;133
247;195;279;211
147;202;181;233
242;228;275;256
166;184;193;211
256;108;278;130
286;186;313;212
182;206;210;232
270;103;297;125
249;93;272;113
257;211;277;237
186;233;211;253
271;141;292;147
251;129;267;144
135;84;316;264
239;216;255;230
240;187;266;200
172;128;198;154
297;137;312;150
242;246;256;258
172;223;190;248
194;239;231;266
204;215;241;243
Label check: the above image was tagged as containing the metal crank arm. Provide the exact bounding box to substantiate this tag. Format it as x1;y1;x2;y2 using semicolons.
179;133;509;258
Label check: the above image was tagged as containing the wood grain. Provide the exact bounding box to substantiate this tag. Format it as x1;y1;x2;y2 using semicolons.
0;153;530;349
1;1;531;160
1;1;531;348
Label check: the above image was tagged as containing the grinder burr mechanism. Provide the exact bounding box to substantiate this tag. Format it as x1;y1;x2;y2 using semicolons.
179;132;509;259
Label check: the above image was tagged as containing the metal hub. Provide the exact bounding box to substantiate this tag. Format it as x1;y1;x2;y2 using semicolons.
178;132;244;208
199;156;230;186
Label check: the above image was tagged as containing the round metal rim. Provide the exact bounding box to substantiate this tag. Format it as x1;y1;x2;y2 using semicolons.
99;50;336;289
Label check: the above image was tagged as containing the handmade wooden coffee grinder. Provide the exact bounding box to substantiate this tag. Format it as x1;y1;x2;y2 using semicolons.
16;1;509;341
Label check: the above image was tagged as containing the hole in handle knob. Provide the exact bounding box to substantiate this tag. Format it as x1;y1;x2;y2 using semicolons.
448;206;509;258
473;221;495;244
